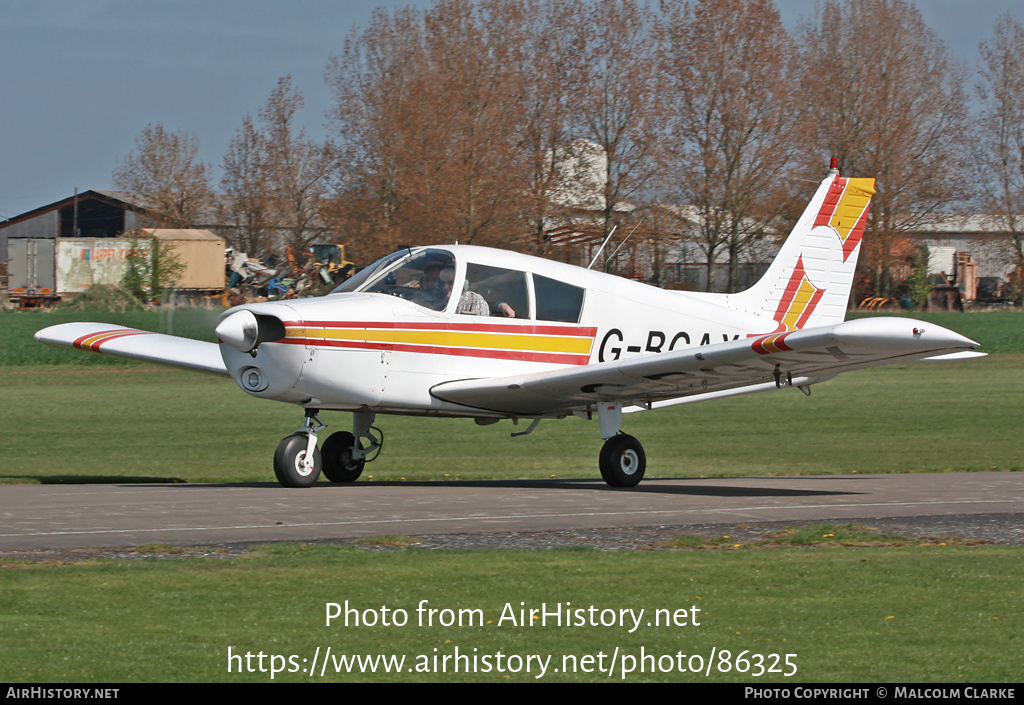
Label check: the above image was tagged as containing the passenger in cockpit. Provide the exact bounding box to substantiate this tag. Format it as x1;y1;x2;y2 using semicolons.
440;266;515;317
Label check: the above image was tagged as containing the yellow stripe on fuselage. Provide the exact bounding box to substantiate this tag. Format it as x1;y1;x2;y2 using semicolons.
286;327;593;354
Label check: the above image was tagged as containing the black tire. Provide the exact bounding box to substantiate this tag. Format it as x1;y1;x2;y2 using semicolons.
598;433;646;488
321;431;365;483
273;434;322;488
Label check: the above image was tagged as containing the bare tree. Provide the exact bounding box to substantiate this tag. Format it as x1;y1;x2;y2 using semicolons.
327;6;429;260
798;0;970;299
113;123;214;228
975;12;1024;304
404;0;531;247
506;0;586;255
327;1;546;258
326;1;662;268
259;76;339;256
655;0;801;292
220;115;273;257
566;0;661;273
218;78;339;260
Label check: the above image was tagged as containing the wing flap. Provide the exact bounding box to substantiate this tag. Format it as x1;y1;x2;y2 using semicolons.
429;317;982;416
35;322;228;376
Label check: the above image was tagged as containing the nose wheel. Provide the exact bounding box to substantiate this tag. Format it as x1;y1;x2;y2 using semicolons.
274;433;323;487
273;409;325;488
599;433;646;487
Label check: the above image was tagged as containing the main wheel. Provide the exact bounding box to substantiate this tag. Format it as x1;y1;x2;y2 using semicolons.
321;431;365;483
273;434;322;488
598;433;646;488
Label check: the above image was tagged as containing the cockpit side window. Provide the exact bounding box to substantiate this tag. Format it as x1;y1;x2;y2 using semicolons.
458;264;529;319
534;274;585;323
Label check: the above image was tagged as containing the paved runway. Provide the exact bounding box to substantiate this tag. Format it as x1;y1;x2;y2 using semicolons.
1;472;1021;552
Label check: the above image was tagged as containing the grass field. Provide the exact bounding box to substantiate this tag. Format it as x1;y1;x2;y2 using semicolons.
2;540;1021;682
1;306;1021;683
1;358;1021;483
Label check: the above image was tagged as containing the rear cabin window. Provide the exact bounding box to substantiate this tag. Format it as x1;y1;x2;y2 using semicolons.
534;274;585;323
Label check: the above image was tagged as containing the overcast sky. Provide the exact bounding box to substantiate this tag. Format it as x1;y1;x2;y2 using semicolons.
2;0;1023;220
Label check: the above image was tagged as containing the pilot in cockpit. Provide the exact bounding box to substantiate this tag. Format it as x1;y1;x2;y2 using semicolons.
422;263;443;289
407;260;450;310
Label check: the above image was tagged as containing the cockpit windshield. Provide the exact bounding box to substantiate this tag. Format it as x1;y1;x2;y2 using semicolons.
329;248;456;312
329;250;406;295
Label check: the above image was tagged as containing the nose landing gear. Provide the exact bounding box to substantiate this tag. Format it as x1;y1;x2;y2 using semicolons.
272;410;382;487
273;410;326;487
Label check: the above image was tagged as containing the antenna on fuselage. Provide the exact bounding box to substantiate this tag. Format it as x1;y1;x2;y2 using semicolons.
587;225;618;270
607;221;643;261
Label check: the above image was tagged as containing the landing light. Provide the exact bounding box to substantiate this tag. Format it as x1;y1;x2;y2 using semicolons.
241;366;268;392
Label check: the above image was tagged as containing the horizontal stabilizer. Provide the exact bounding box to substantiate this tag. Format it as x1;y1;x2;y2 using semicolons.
35;322;228;376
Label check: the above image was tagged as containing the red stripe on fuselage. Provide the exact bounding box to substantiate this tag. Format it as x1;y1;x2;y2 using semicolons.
283;320;597;337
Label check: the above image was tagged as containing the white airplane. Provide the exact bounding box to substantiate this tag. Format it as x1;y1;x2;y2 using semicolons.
36;163;984;488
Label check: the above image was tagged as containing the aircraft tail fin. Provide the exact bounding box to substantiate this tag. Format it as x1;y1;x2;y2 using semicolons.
730;163;875;334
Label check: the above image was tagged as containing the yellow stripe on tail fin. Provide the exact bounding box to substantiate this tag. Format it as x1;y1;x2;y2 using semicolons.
723;165;875;334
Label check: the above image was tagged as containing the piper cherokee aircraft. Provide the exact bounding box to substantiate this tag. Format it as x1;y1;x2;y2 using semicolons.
36;162;984;488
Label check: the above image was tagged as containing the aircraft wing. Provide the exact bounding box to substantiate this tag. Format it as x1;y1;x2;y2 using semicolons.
35;322;228;376
429;317;984;416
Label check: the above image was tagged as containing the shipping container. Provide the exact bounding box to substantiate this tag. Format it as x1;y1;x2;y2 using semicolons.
128;229;225;290
7;238;56;304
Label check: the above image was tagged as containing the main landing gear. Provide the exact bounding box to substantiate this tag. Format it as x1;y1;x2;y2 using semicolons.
273;410;381;488
596;401;646;488
599;433;646;487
